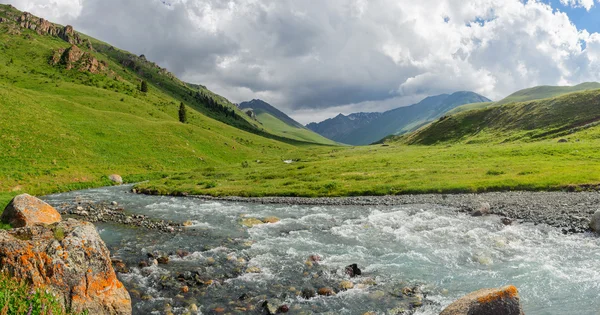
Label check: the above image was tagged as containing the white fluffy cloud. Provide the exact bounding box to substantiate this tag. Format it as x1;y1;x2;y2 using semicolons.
560;0;596;11
6;0;600;123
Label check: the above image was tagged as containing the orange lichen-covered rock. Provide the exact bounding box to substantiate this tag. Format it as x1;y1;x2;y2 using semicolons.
440;285;524;315
0;219;131;314
1;194;61;228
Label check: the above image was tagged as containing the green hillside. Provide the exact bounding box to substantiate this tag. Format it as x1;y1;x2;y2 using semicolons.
444;102;495;115
495;82;600;106
0;4;306;207
239;99;337;145
337;91;491;145
253;111;338;145
403;88;600;145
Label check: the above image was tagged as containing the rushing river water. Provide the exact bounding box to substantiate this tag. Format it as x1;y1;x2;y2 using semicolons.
43;186;600;315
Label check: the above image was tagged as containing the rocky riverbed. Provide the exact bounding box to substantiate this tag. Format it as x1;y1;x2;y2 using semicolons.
193;190;600;234
54;199;185;233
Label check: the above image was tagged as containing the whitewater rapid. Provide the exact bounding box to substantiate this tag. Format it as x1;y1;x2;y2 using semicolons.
44;186;600;314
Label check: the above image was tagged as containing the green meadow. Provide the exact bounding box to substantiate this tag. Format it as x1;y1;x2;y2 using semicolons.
2;3;600;211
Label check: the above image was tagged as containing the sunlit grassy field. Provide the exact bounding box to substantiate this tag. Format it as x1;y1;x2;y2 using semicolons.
135;138;600;197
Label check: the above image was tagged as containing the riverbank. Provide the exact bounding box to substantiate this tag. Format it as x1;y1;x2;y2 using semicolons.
191;190;599;234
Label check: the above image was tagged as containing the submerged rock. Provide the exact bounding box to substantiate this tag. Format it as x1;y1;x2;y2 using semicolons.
345;263;362;277
589;210;600;233
262;216;280;224
241;217;264;227
0;218;131;314
1;193;62;228
301;288;316;299
318;287;336;296
440;285;524;315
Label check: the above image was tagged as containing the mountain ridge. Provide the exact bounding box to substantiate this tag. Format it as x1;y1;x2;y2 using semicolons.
308;91;491;145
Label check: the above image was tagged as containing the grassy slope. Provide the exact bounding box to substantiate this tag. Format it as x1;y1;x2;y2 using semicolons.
444;102;495;115
495;82;600;106
0;8;304;208
404;89;600;145
253;110;338;145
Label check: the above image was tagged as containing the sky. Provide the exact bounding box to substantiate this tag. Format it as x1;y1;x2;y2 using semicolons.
5;0;600;124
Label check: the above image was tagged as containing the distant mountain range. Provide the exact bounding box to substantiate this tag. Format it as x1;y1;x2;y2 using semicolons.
238;99;337;145
307;91;491;145
305;112;382;142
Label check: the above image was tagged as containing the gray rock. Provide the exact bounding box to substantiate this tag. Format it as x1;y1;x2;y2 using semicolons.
109;174;123;184
589;210;600;233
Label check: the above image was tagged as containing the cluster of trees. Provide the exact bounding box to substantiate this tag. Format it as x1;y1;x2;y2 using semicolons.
193;91;237;119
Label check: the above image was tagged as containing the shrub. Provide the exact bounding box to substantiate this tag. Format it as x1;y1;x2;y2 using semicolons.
178;102;187;123
241;161;249;168
486;170;505;176
140;80;148;93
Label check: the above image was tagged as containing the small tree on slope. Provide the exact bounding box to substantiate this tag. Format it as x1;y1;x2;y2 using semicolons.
179;102;187;123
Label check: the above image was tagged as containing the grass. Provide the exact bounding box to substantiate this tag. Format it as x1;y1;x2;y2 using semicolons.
135;139;600;197
0;272;78;315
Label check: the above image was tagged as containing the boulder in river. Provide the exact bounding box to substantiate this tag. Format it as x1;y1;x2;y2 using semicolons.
472;202;491;216
589;210;600;233
1;193;62;228
440;285;524;315
0;218;131;314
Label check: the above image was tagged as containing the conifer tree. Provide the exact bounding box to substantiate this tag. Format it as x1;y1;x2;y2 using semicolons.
178;102;187;123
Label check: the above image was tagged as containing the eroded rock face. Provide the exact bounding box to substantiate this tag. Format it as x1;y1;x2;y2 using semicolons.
1;193;61;228
51;45;105;74
0;219;132;314
440;285;524;315
17;12;83;45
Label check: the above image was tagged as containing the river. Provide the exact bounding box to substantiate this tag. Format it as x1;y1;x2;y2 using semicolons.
43;186;600;315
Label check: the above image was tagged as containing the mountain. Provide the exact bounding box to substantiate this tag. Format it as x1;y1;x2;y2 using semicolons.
403;87;600;145
322;91;491;145
239;99;337;145
306;112;382;142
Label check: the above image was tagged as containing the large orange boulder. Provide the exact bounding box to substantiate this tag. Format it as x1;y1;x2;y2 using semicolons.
441;285;524;315
0;219;132;314
1;193;61;228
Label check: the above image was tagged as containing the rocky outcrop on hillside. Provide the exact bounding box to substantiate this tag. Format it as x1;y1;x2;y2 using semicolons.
51;45;107;74
16;12;84;45
0;5;84;45
0;194;132;314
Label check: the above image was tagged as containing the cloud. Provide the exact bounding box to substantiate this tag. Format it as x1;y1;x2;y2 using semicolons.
6;0;600;124
560;0;596;11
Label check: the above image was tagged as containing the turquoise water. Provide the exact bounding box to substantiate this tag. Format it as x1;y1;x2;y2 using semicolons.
44;186;600;314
